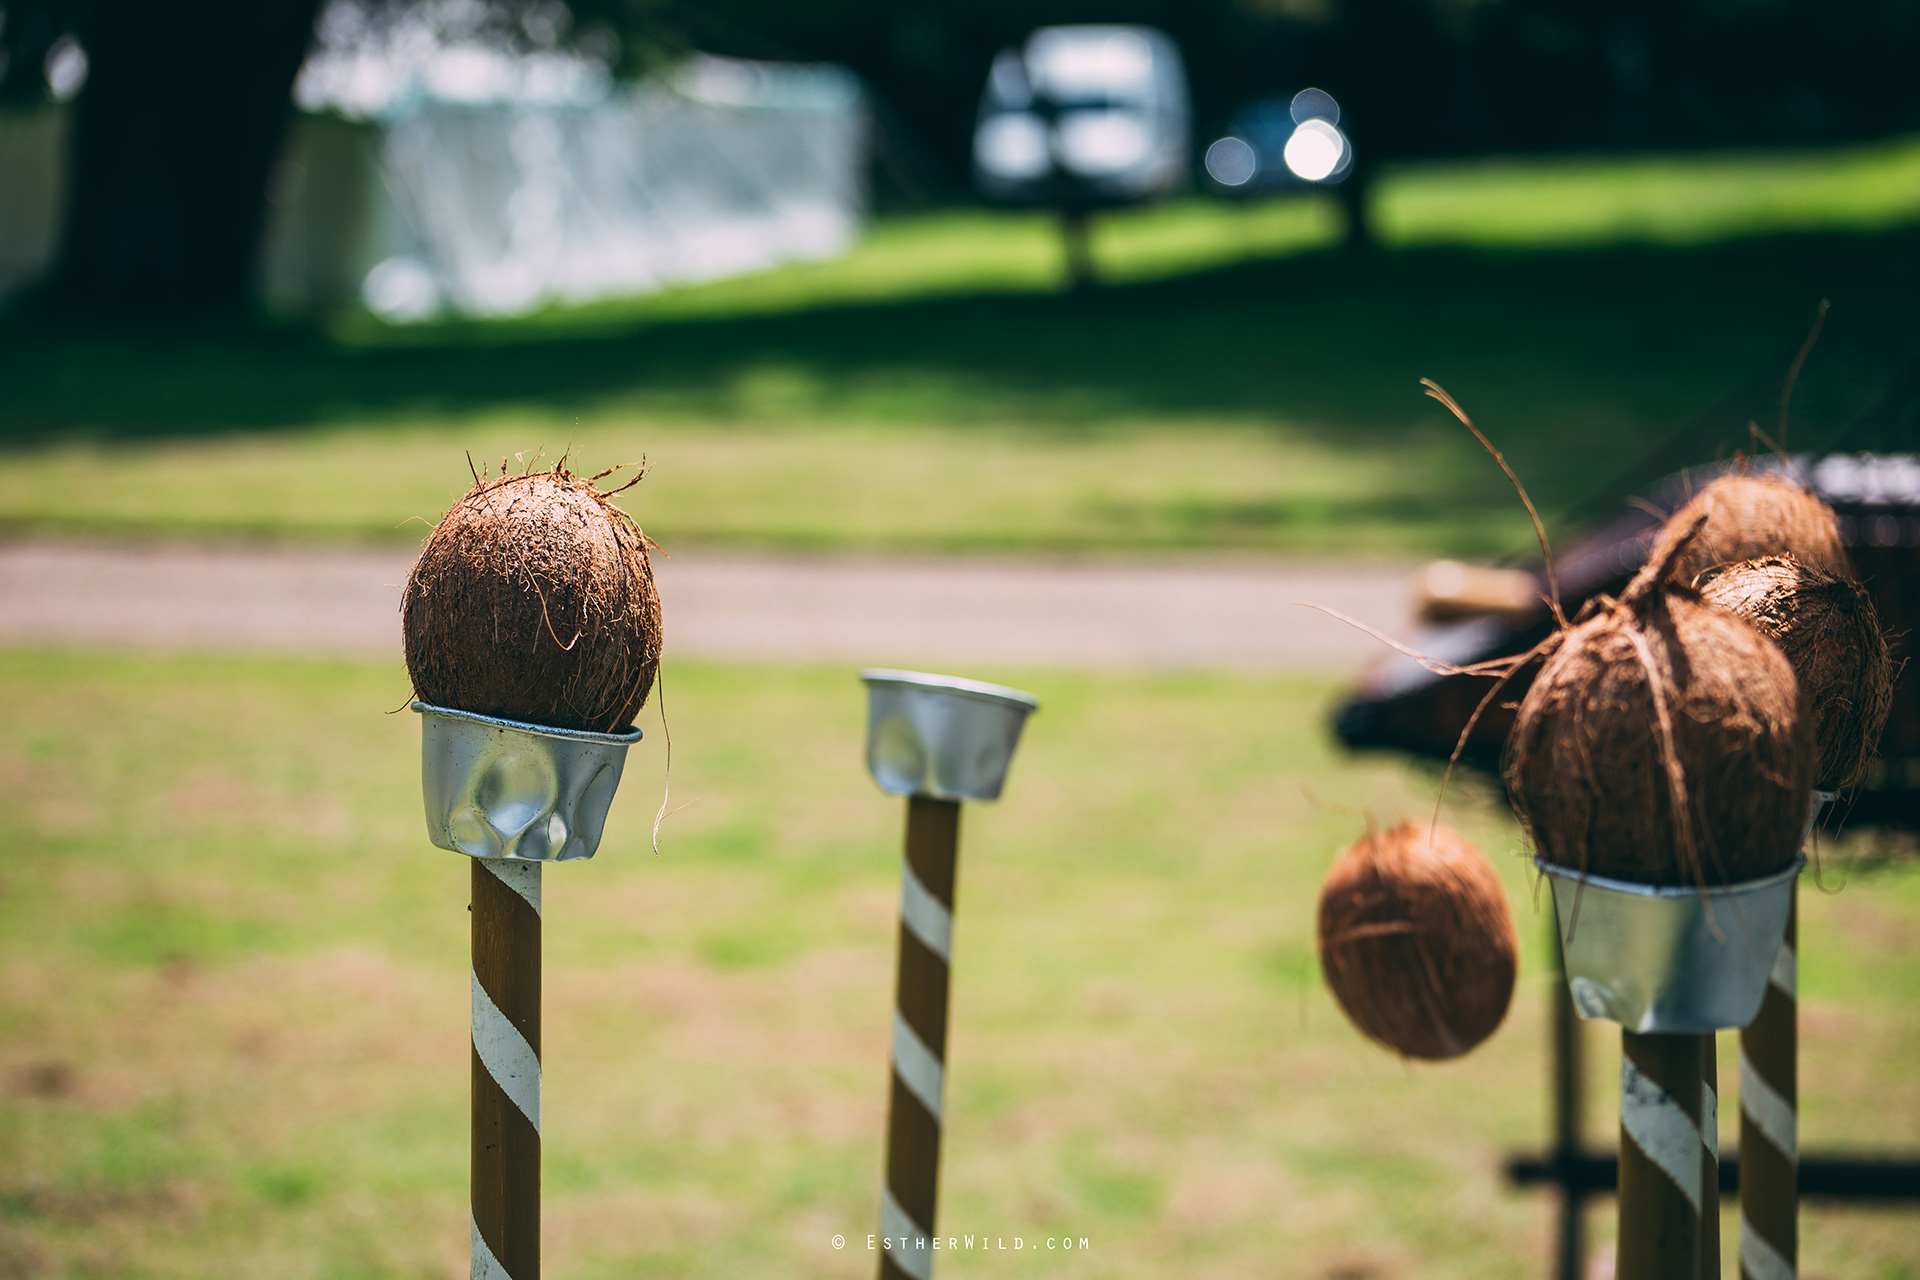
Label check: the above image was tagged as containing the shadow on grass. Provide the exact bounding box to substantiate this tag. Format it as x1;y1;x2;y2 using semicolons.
5;224;1919;515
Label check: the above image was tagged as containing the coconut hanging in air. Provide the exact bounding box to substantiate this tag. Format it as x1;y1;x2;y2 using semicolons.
403;461;663;733
1647;470;1849;585
1505;519;1815;889
1316;820;1518;1061
1698;554;1892;792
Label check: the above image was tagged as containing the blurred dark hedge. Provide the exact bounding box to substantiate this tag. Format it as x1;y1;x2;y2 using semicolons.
576;0;1920;191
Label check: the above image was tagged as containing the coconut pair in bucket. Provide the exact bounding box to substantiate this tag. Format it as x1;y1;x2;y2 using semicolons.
1518;469;1884;888
1514;473;1890;1032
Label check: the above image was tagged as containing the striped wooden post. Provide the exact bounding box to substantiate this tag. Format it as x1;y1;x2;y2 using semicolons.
1550;924;1586;1280
472;858;542;1280
879;796;961;1280
1619;1031;1704;1280
1701;1035;1720;1279
1739;889;1796;1280
1739;786;1827;1280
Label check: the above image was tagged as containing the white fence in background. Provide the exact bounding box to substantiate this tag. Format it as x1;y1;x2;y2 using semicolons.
359;78;863;319
1;57;867;320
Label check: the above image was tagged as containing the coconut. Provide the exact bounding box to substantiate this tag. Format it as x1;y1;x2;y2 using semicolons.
1316;820;1518;1061
403;464;662;733
1648;471;1849;585
1504;525;1813;888
1698;555;1893;791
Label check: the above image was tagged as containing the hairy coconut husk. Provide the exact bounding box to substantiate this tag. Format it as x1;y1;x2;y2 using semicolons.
1699;554;1893;790
1504;526;1814;888
1317;820;1518;1062
403;465;662;733
1648;471;1849;585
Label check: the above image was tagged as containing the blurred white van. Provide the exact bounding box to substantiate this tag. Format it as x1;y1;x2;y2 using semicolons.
972;25;1189;207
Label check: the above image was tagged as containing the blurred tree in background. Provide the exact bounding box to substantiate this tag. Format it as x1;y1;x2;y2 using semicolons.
2;0;1918;317
2;0;322;315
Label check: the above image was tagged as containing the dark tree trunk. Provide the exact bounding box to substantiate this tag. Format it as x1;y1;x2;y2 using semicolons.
52;0;323;317
1338;154;1374;255
1058;208;1098;293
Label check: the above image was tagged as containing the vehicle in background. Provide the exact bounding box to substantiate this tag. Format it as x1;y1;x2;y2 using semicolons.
972;25;1189;209
1203;88;1353;195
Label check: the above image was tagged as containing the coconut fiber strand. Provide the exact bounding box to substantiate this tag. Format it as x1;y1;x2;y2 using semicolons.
1505;524;1813;888
1648;471;1849;586
404;466;662;733
1699;554;1893;791
1317;820;1518;1061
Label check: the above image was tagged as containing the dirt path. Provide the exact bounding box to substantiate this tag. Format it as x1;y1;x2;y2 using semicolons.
0;540;1415;672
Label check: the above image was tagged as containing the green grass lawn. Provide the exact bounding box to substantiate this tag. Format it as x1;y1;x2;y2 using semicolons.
3;139;1919;560
1;651;1915;1278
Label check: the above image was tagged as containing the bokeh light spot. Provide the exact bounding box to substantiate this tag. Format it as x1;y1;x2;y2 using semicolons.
1205;136;1257;186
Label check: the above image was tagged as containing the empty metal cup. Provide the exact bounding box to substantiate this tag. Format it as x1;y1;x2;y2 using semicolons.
1539;856;1803;1034
860;670;1038;803
415;702;643;862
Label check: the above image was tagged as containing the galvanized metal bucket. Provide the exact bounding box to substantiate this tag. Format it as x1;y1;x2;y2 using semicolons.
860;669;1038;803
415;702;643;862
1539;855;1803;1034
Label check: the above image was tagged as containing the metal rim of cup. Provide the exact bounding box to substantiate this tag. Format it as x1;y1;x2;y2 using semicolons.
859;668;1039;712
1531;853;1806;900
411;700;644;745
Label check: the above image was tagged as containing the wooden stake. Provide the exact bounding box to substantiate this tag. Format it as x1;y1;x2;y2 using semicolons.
1702;1035;1720;1279
473;858;542;1280
879;797;961;1280
1740;889;1797;1280
1551;925;1586;1280
1619;1031;1703;1280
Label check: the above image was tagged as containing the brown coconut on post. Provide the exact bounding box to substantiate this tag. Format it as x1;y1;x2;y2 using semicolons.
1503;518;1815;889
1698;554;1893;792
1317;820;1518;1061
1647;469;1850;586
403;461;663;733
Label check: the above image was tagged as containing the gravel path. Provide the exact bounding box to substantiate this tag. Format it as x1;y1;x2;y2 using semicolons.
0;540;1415;672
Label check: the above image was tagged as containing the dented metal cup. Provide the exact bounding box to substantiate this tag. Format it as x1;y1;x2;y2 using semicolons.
414;702;642;862
1544;787;1833;1033
1539;855;1803;1034
860;669;1038;803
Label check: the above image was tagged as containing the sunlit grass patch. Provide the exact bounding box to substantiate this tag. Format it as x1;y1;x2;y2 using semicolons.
1378;134;1920;249
5;139;1919;558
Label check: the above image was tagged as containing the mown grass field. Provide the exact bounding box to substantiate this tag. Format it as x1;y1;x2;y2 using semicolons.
4;138;1920;1279
3;137;1919;559
1;652;1916;1279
